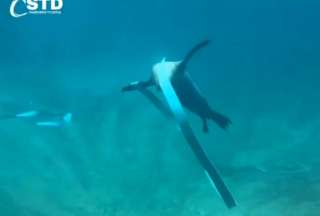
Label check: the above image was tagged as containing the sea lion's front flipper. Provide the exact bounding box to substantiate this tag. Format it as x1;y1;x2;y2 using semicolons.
176;40;211;75
210;110;232;130
122;79;154;92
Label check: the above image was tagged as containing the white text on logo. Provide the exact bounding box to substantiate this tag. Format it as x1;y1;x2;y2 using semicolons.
10;0;63;18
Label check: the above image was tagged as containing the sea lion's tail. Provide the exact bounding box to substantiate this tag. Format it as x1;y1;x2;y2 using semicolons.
184;40;210;64
177;40;211;75
209;110;232;130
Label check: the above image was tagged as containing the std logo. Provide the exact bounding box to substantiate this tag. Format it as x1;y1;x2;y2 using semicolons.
10;0;63;18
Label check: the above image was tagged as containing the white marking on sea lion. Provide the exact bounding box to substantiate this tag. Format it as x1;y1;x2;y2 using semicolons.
152;58;181;85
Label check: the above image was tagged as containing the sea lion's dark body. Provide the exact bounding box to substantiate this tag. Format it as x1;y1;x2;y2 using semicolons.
171;67;231;132
172;74;210;117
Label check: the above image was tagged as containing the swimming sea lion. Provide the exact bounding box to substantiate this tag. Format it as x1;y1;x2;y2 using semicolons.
122;40;231;133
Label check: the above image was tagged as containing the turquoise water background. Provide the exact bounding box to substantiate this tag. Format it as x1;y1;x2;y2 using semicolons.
0;0;320;215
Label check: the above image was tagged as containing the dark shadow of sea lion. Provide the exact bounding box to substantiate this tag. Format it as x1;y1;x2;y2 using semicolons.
122;40;232;133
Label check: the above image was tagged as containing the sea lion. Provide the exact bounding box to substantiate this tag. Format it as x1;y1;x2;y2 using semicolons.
122;40;231;133
122;41;237;208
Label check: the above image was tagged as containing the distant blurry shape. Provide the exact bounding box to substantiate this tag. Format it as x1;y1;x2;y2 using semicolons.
0;101;72;128
35;112;72;127
122;40;236;209
15;110;39;118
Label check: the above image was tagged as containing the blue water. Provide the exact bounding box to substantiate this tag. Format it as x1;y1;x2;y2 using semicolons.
0;0;319;215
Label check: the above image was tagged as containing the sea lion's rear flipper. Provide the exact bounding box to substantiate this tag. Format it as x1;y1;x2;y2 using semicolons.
210;110;232;130
202;117;209;133
176;40;211;75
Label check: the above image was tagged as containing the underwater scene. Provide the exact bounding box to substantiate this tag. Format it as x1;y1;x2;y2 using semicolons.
0;0;320;215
